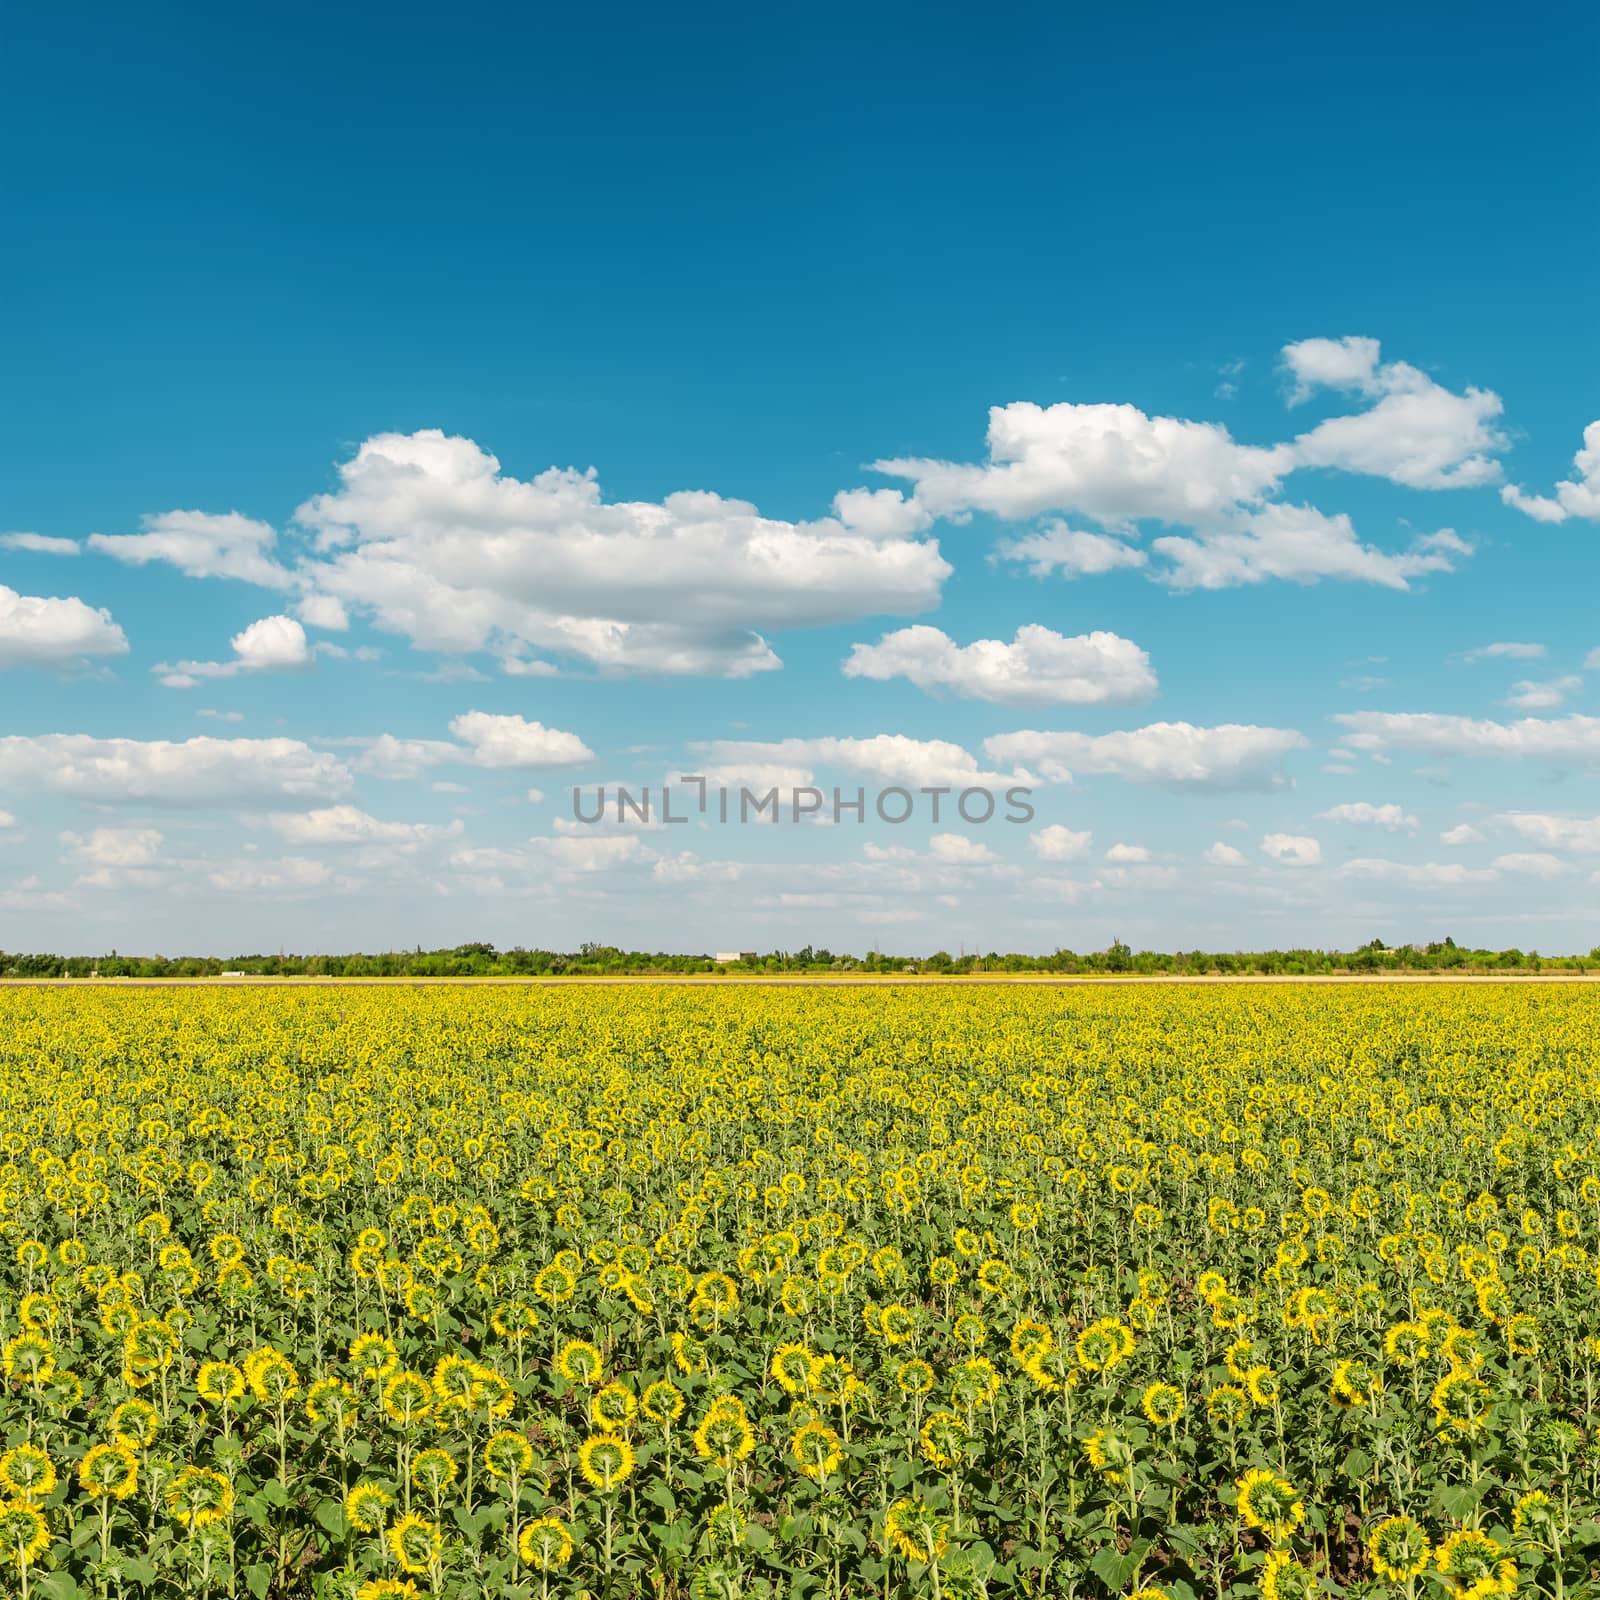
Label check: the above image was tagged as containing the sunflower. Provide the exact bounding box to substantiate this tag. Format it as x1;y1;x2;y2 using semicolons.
387;1512;442;1576
1141;1381;1185;1427
577;1432;636;1490
791;1419;842;1481
483;1430;534;1481
918;1411;966;1471
883;1496;949;1563
354;1582;423;1600
165;1466;235;1528
410;1448;458;1496
642;1379;686;1425
1435;1529;1516;1598
197;1361;244;1405
343;1481;393;1533
693;1403;756;1468
110;1399;160;1449
0;1446;55;1503
518;1515;574;1570
591;1381;637;1430
380;1370;434;1427
1235;1469;1304;1545
78;1442;138;1501
1369;1515;1432;1583
771;1342;815;1396
0;1503;49;1568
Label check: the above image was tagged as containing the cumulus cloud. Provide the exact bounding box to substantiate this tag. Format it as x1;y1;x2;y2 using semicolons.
446;711;594;769
1505;676;1583;711
1462;641;1546;662
1495;812;1600;853
0;585;128;667
90;510;292;588
1105;842;1151;863
296;594;350;631
993;523;1149;580
1281;336;1383;404
0;734;350;805
842;624;1156;706
156;614;312;687
1285;345;1506;489
285;430;950;678
873;400;1290;529
1317;801;1418;831
1152;507;1466;591
265;806;462;850
984;721;1306;789
1441;823;1484;845
60;827;165;868
1;533;80;556
1261;833;1321;866
1204;841;1248;867
1491;852;1568;878
208;856;332;893
928;833;998;865
691;734;1028;790
1030;824;1092;860
1500;421;1600;524
1334;712;1600;769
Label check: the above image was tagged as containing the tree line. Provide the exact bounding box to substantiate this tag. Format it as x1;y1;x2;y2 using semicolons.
1;936;1596;978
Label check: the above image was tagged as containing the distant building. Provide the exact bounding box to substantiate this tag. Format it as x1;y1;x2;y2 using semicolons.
713;952;757;963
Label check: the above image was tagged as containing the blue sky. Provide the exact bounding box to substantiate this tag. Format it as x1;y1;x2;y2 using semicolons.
2;0;1598;954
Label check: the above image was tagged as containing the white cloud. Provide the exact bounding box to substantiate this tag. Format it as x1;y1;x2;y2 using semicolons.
873;400;1290;528
0;810;14;829
1285;341;1506;489
528;835;647;873
289;430;950;677
1494;812;1600;854
1261;833;1321;867
1105;842;1150;863
208;856;332;893
0;585;128;667
928;833;998;865
90;510;292;588
1505;675;1582;711
692;734;1028;790
830;488;932;540
156;615;313;687
994;523;1149;579
60;827;164;868
1317;801;1418;831
984;721;1305;789
1441;823;1484;846
296;594;350;631
1152;505;1465;591
348;735;463;780
1491;851;1568;879
1462;641;1546;662
1500;421;1600;524
842;624;1156;706
197;709;244;723
446;711;594;769
1204;841;1248;867
265;806;462;850
0;734;350;805
1030;824;1091;861
1341;857;1496;886
1281;336;1383;405
1334;712;1600;770
1;533;80;556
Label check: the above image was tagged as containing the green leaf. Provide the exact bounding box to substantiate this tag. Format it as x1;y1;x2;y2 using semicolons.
245;1562;274;1600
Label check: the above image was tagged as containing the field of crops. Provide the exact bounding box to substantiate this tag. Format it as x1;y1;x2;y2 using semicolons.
1;983;1598;1600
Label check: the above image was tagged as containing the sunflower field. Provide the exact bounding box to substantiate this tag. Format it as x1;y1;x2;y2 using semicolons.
1;982;1599;1600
